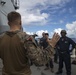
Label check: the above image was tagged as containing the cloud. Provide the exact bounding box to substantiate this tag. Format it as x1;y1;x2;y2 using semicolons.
26;32;34;35
25;28;62;38
17;0;71;25
24;30;48;37
50;28;62;38
23;20;76;38
36;30;48;37
24;20;76;38
17;8;49;25
54;28;63;34
22;12;48;25
49;21;76;38
66;21;76;37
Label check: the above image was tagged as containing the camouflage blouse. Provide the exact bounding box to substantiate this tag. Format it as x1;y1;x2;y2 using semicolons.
17;31;54;66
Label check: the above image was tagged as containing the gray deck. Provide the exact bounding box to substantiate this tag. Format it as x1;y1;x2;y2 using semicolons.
31;62;76;75
0;59;76;75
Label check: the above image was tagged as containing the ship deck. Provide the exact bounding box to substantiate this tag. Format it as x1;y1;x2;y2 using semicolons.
0;58;76;75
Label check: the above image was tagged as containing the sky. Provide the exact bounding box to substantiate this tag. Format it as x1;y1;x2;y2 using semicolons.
17;0;76;38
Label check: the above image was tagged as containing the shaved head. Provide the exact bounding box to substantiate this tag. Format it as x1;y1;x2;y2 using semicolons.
7;11;22;31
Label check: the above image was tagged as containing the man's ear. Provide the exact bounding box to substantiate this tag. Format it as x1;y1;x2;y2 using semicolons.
8;22;10;26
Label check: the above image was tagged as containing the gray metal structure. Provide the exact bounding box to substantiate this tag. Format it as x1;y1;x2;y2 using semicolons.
0;0;19;33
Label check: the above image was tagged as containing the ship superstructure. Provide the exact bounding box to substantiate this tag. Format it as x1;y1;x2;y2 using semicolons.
0;0;19;33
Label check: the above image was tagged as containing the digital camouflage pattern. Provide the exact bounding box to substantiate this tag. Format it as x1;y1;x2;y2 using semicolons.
17;31;54;66
0;31;54;75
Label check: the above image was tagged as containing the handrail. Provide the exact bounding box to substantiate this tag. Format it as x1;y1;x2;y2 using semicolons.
0;6;7;16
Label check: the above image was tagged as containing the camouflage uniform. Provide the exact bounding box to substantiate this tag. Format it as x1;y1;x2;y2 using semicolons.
0;30;54;75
